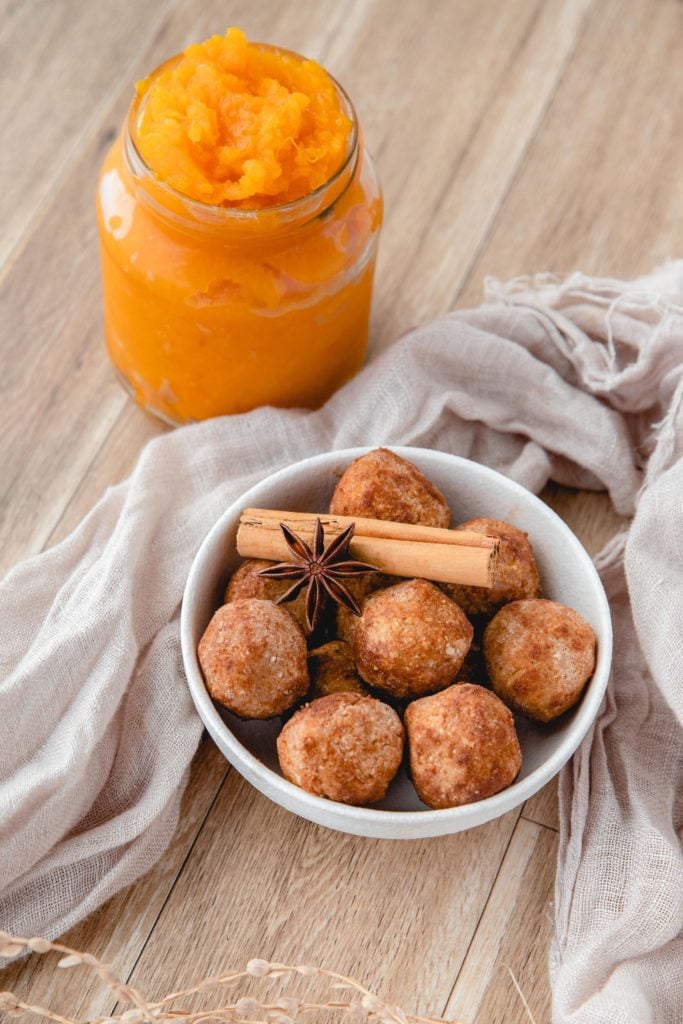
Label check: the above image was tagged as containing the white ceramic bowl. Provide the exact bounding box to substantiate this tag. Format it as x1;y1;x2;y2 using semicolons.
181;447;611;839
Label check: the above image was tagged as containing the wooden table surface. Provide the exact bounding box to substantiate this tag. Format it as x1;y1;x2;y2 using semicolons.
3;0;680;1020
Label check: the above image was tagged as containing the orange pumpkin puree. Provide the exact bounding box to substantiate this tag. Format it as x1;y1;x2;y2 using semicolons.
96;29;381;423
135;27;352;208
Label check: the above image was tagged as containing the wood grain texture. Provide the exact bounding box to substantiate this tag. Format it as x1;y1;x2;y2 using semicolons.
0;0;670;1020
456;0;683;305
0;0;174;268
445;819;558;1023
374;0;596;345
124;774;520;1017
523;779;560;832
0;739;228;1021
0;0;353;575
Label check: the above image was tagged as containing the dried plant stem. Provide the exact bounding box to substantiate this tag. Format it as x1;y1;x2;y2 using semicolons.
0;932;464;1024
0;997;76;1024
147;975;250;1010
505;966;538;1024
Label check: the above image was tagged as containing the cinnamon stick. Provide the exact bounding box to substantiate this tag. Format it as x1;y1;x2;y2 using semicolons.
236;509;498;588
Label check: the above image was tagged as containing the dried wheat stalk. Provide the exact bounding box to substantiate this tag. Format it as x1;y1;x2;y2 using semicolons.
0;932;463;1024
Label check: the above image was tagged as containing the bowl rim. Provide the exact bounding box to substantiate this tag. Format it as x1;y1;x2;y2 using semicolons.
180;446;612;832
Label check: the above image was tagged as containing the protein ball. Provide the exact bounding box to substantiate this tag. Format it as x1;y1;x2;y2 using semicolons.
198;599;309;719
353;579;473;698
329;448;451;527
483;598;596;722
442;518;541;618
405;683;522;808
336;571;398;643
308;641;367;699
277;692;404;805
224;558;311;636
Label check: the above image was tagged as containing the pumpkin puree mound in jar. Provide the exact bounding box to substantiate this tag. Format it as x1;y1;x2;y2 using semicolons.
96;27;382;423
135;27;352;208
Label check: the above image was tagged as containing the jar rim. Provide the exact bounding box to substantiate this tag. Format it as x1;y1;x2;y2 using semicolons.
126;42;360;222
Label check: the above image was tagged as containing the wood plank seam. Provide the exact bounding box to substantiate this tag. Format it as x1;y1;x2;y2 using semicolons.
450;0;597;310
22;2;354;566
40;397;130;554
20;0;557;565
105;750;233;1018
520;813;559;833
0;5;638;1018
379;0;547;258
0;0;181;284
438;808;524;1016
444;815;557;1024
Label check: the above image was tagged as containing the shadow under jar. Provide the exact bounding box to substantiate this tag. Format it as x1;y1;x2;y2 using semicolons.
96;50;382;425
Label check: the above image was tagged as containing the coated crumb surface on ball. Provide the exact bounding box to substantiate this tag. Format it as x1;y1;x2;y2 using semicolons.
336;571;398;643
405;683;522;808
442;518;542;618
483;598;596;722
198;599;309;719
277;692;404;805
224;558;311;635
353;579;473;698
329;448;451;528
308;640;367;698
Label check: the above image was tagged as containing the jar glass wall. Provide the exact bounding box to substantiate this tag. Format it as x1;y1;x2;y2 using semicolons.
96;51;382;424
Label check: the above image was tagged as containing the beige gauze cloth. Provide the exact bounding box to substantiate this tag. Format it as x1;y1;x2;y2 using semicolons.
1;266;682;1023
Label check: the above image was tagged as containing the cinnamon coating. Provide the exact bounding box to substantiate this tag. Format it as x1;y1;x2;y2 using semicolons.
352;579;473;698
308;641;367;698
442;518;541;619
198;599;309;719
483;598;596;722
224;558;311;636
405;683;522;808
277;692;404;805
329;448;451;528
336;571;398;644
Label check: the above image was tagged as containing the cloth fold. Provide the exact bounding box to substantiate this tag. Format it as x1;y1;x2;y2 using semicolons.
1;266;681;1024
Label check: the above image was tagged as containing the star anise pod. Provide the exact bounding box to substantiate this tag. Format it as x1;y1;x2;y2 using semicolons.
258;519;376;632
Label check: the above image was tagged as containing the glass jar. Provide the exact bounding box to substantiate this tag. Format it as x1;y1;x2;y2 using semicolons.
95;52;382;424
